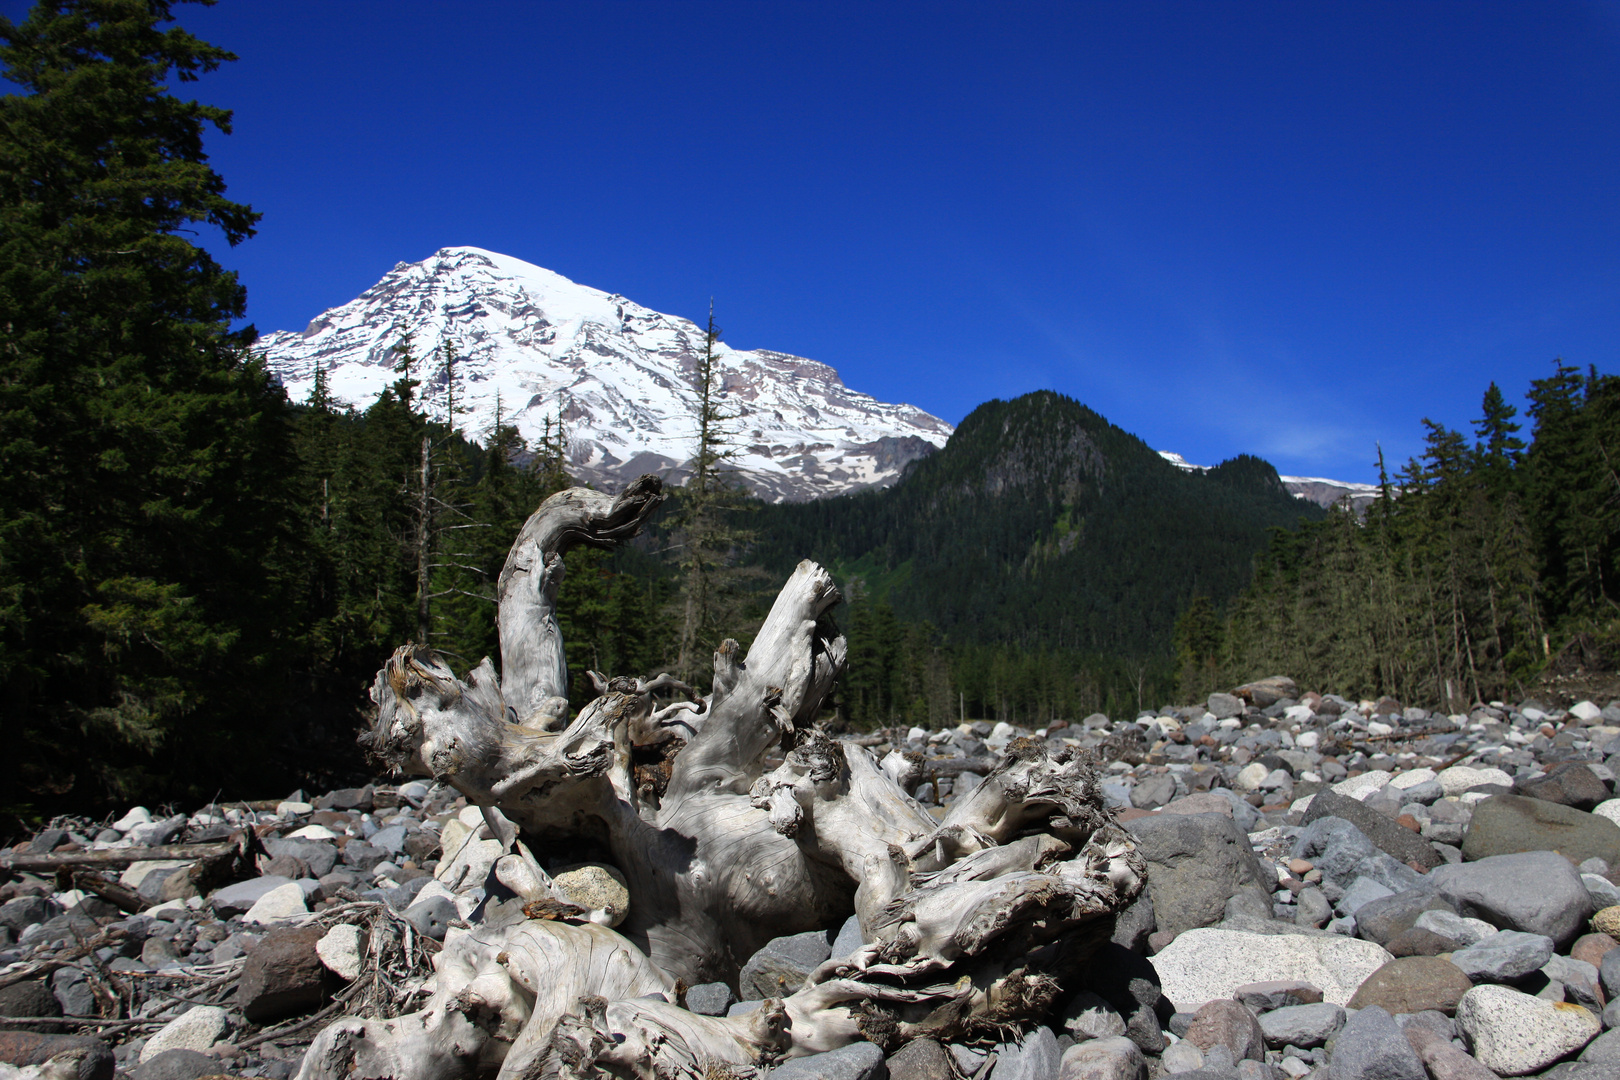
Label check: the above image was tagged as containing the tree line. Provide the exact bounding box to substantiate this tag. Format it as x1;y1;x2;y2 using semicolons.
1177;367;1620;710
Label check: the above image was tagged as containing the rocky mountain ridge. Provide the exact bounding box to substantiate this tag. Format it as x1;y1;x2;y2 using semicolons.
257;247;952;502
1158;452;1381;511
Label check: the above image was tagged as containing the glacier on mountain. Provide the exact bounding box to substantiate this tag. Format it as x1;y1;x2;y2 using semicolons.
258;247;952;502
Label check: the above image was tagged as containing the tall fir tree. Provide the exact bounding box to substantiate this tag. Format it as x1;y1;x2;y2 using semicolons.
0;0;302;808
674;303;758;685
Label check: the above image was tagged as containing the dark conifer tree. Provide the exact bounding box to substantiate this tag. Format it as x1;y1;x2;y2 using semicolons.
0;0;309;808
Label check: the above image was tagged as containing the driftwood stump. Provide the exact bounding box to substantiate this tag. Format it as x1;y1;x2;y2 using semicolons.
298;476;1145;1080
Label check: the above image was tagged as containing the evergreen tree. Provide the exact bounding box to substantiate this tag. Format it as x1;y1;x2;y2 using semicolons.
0;0;300;808
674;303;758;685
1172;595;1223;701
1473;382;1525;495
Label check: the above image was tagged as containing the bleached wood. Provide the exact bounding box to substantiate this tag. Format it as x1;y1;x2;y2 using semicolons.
306;480;1145;1080
496;476;665;726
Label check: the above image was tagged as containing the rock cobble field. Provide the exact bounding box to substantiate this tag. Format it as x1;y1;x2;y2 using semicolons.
7;676;1620;1079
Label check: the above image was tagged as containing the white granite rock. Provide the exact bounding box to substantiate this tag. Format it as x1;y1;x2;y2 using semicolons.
1149;928;1393;1011
1456;984;1600;1075
317;923;364;980
118;859;188;889
139;1004;229;1062
1571;701;1603;722
1333;772;1393;802
1235;762;1269;791
113;806;152;833
435;806;511;894
1389;768;1437;790
286;824;339;840
209;875;293;918
1058;1035;1146;1080
1593;799;1620;828
244;881;310;925
1436;765;1514;795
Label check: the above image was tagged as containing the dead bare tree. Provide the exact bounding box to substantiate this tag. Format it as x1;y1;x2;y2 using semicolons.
298;475;1144;1080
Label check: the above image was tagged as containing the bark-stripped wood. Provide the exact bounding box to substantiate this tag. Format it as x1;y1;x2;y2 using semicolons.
300;475;1145;1080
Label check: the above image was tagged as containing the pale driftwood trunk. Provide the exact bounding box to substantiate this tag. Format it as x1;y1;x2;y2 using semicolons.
303;476;1145;1080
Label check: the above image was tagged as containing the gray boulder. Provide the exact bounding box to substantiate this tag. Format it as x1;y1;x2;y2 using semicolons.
0;979;60;1020
208;876;292;918
684;982;736;1017
1124;813;1272;938
1335;877;1394;918
738;930;832;1000
1300;790;1440;870
1599;947;1620;998
1111;892;1156;954
1289;817;1422;899
1517;763;1611;811
1183;1000;1263;1062
261;837;337;877
1070;943;1167;1054
1546;954;1604;1010
1460;794;1620;866
1059;991;1126;1041
132;1050;221;1080
763;1041;885;1080
1427;850;1594;947
886;1037;952;1080
341;842;387;872
51;968;96;1017
1258;1003;1344;1049
1580;1026;1620;1063
1057;1035;1146;1080
1327;1005;1426;1080
988;1027;1061;1080
830;915;865;959
1449;929;1555;982
1353;888;1456;948
1541;1066;1620;1080
403;895;456;941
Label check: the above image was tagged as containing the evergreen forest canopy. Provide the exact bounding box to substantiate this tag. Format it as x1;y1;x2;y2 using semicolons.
3;1;1612;827
1178;367;1620;713
746;391;1327;726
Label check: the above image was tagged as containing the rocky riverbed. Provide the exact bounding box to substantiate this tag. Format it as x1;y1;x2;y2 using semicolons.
6;677;1620;1079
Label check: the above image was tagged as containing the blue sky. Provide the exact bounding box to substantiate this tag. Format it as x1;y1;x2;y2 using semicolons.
9;1;1619;483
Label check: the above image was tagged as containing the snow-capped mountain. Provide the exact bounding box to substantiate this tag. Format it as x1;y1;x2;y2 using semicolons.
258;247;953;502
1157;451;1381;510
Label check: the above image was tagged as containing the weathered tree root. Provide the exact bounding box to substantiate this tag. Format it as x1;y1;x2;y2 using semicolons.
298;477;1144;1080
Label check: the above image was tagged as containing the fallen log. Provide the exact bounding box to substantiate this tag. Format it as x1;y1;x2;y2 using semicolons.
298;476;1145;1080
67;872;149;914
0;832;256;874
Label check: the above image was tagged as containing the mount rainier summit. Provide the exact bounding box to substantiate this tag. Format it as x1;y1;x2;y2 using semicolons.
258;247;953;501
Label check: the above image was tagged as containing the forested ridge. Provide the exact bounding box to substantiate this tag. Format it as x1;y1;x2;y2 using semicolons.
1180;369;1620;713
740;391;1325;727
